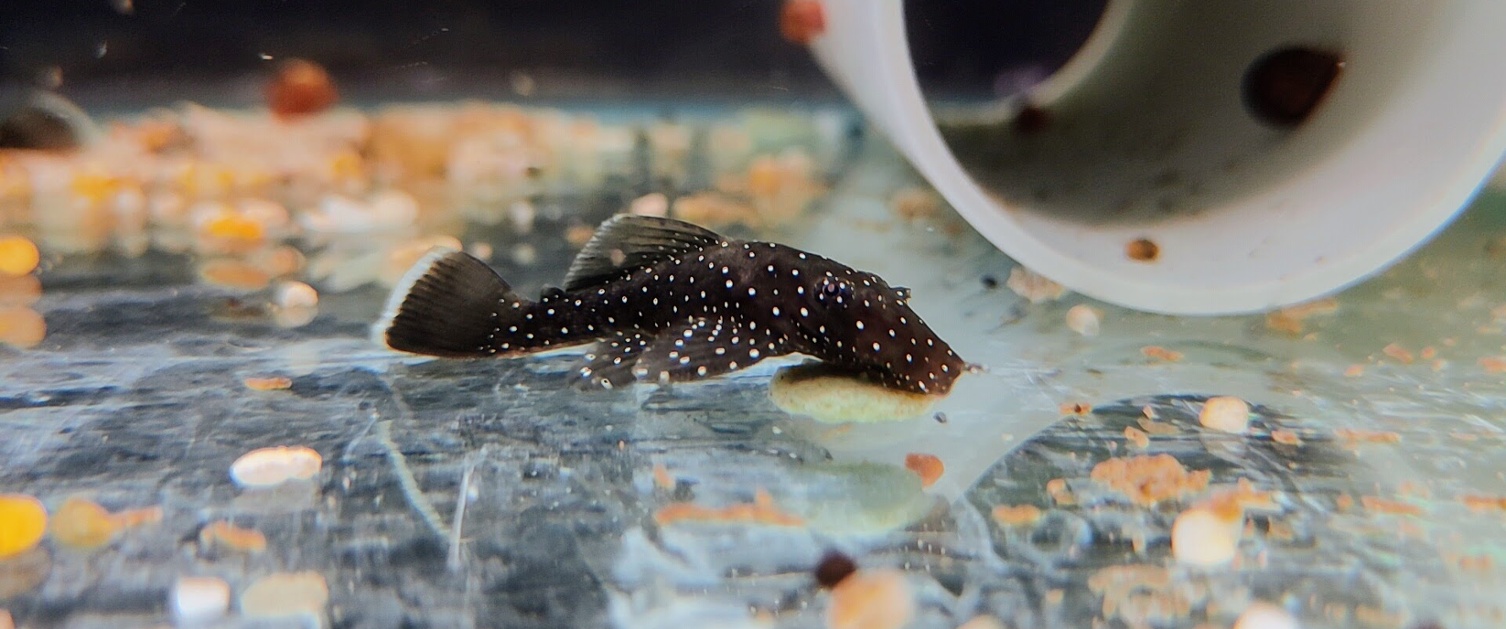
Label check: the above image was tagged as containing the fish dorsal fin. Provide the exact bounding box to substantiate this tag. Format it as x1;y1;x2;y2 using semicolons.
563;215;724;291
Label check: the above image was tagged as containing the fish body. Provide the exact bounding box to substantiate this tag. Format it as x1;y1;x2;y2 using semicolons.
376;215;965;393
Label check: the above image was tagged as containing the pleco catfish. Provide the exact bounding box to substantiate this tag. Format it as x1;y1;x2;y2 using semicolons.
374;215;966;393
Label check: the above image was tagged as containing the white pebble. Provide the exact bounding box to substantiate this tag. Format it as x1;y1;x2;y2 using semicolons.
1006;266;1067;303
511;243;538;266
1065;304;1101;336
1171;507;1238;567
272;281;319;310
1200;396;1251;434
367;190;419;228
171;576;230;626
1234;602;1300;629
467;242;494;260
230;446;322;489
507;200;537;234
628;192;669;217
239;571;329;620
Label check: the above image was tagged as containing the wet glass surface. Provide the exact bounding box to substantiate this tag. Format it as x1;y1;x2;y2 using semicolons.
0;96;1504;629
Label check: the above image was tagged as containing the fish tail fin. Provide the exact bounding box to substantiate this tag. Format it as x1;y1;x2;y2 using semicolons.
373;248;524;358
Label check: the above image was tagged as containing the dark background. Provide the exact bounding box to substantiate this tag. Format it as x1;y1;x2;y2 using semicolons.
0;0;1105;103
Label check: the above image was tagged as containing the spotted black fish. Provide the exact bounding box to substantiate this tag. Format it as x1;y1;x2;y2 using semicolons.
375;215;966;393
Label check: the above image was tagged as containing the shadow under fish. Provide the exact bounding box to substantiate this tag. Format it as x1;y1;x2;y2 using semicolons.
374;215;966;394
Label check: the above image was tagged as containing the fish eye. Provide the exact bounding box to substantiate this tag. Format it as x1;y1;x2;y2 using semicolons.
822;280;844;296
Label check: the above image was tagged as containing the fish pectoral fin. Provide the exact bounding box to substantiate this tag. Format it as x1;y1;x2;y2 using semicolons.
562;215;725;291
633;318;778;383
374;248;525;358
571;332;652;391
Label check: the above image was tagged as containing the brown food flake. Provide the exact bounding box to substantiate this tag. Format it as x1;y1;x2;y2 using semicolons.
199;521;268;553
1264;311;1305;335
889;187;942;222
1270;429;1303;446
1123;426;1150;449
1090;454;1211;507
1141;345;1184;362
653;488;804;527
903;453;944;488
1126;238;1160;262
1137;417;1179;436
1361;495;1423;517
1461;494;1506;512
1382;343;1415;364
1450;552;1496;574
651;463;675;490
1344;364;1365;377
991;504;1043;527
1059;402;1092;415
243;376;292;391
1046;478;1076;506
1334;428;1401;445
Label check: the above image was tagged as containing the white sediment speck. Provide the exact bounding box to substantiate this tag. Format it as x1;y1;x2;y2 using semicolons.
171;576;230;626
1065;304;1101;336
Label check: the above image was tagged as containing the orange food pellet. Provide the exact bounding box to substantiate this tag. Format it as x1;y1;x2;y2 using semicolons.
50;497;120;550
1124;426;1150;449
0;306;45;349
266;59;339;119
991;504;1043;527
1126;238;1160;261
0;236;39;277
199;521;268;553
201;213;265;244
0;274;41;307
1479;357;1506;374
826;569;914;629
1090;454;1211;507
1141;345;1184;362
243;376;293;391
198;259;272;290
654;488;804;527
903;453;944;488
0;494;47;559
779;0;827;45
1343;364;1365;377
